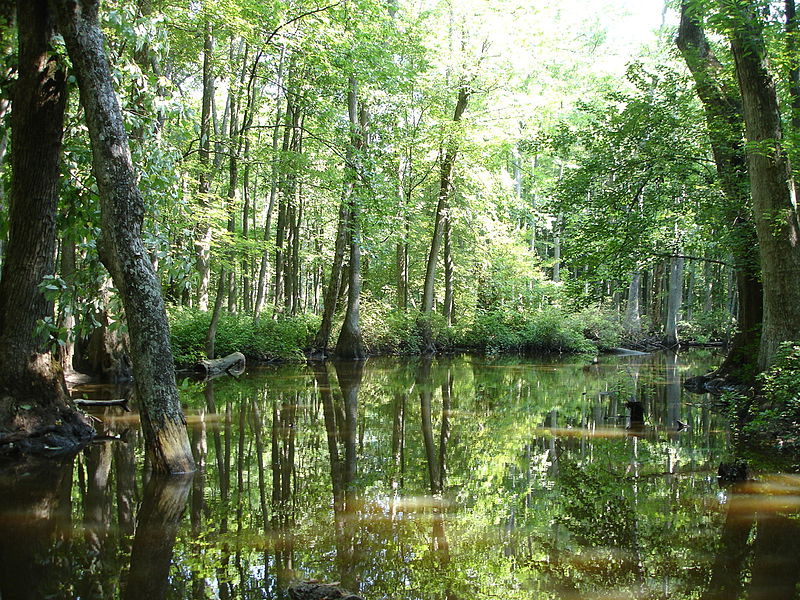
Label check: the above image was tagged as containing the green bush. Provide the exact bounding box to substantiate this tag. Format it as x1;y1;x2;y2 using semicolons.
454;305;608;354
358;297;452;354
680;308;734;343
168;302;620;362
739;342;800;450
168;306;318;365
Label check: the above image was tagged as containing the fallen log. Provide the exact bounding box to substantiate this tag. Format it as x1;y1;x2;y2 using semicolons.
74;398;130;412
194;352;246;380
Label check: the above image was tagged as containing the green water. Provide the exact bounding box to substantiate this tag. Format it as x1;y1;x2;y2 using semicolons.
2;350;799;599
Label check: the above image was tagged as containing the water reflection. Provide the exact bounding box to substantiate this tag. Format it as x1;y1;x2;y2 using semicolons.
125;474;192;599
4;350;800;599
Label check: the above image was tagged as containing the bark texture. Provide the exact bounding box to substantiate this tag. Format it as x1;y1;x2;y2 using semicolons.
676;3;763;375
724;0;800;369
55;0;194;473
0;0;93;450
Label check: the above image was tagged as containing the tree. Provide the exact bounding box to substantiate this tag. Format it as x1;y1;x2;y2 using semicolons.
420;84;470;351
676;1;762;376
54;0;194;473
335;77;368;360
0;0;93;452
720;0;800;369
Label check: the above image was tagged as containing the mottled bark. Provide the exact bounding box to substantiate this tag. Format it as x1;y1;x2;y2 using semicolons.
55;0;193;473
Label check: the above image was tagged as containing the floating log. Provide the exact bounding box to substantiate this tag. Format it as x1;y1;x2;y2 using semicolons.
74;398;130;412
194;352;246;380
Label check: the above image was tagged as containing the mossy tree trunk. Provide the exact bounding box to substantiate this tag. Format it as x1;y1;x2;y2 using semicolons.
54;0;194;474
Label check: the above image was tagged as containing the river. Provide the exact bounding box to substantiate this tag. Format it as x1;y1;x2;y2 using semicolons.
1;350;799;599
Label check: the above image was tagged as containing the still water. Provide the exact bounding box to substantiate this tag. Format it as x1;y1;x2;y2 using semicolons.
2;350;799;599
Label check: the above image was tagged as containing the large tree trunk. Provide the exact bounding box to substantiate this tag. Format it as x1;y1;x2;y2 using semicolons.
723;0;800;369
55;0;194;474
676;2;763;376
0;0;93;450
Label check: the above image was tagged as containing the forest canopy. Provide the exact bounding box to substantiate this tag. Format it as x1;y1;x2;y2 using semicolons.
0;0;799;389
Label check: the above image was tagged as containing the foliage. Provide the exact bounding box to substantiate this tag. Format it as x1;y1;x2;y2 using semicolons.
733;342;800;451
456;305;619;354
168;307;318;365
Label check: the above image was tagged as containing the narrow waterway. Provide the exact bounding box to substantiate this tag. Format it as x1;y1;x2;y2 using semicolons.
2;350;799;599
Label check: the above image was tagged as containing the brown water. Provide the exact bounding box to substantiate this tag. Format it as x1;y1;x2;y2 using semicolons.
2;350;799;599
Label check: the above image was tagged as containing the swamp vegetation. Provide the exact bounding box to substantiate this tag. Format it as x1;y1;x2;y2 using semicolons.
1;0;800;596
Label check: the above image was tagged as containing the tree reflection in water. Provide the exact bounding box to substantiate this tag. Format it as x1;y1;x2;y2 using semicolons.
3;352;800;599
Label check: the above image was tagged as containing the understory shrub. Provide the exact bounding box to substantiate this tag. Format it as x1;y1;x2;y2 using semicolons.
679;308;734;343
168;307;318;365
736;342;800;451
455;305;618;354
168;302;621;362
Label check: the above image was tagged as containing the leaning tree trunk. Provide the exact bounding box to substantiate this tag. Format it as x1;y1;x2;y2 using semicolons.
0;0;93;449
420;85;470;352
55;0;194;474
724;0;800;369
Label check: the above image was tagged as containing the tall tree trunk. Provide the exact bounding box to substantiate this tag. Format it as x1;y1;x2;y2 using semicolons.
274;84;295;311
723;0;800;369
335;78;367;359
420;86;470;351
0;0;93;448
442;214;454;326
55;0;194;474
677;2;763;376
623;270;641;336
253;48;286;323
195;20;214;311
664;257;684;347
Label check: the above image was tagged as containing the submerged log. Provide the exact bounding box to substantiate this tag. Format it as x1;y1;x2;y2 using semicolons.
288;582;363;600
194;352;246;380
